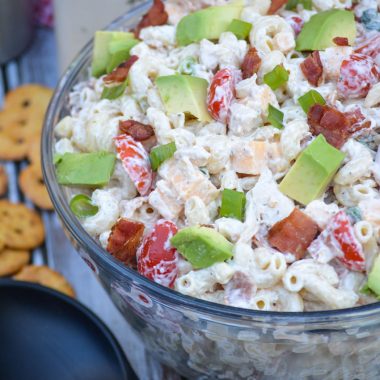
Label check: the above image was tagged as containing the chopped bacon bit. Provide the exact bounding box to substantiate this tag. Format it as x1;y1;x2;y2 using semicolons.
333;37;349;46
337;53;380;99
268;0;288;14
300;51;323;87
103;55;139;84
133;0;168;38
225;271;255;307
344;107;371;135
268;208;319;260
119;120;154;141
241;47;262;79
308;104;351;148
119;120;157;151
107;218;145;267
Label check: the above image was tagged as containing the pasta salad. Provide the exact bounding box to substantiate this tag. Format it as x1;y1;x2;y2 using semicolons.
54;0;380;312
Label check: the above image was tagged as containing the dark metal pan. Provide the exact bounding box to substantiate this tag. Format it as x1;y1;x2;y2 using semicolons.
0;279;138;380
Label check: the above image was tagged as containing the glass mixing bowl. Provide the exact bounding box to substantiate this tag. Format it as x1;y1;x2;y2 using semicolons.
42;2;380;379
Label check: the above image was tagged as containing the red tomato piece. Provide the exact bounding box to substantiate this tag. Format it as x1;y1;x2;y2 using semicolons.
337;53;380;99
287;16;304;36
332;211;365;272
309;211;365;272
137;220;179;288
355;32;380;63
207;68;242;124
114;134;153;196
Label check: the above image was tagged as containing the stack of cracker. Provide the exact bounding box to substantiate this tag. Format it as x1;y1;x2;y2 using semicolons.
0;200;74;297
0;84;54;210
0;85;74;297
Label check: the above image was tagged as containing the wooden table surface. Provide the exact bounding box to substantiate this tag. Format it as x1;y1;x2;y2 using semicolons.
0;28;182;380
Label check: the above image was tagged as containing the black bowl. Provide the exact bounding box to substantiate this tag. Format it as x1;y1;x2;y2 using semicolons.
0;279;137;380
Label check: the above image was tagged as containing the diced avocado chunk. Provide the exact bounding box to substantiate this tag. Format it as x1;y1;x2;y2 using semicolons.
171;226;233;269
296;10;356;51
367;255;380;296
176;4;243;46
56;151;116;187
156;75;212;122
227;19;252;40
106;39;139;73
279;135;345;205
92;31;136;77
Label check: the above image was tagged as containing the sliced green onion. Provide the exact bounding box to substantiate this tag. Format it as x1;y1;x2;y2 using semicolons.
267;104;284;130
298;89;326;113
70;194;99;218
220;189;246;221
263;65;289;91
227;19;252;40
178;57;197;75
101;78;129;100
150;142;177;171
286;0;312;10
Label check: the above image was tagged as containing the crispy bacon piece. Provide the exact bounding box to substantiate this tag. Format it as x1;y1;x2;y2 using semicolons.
241;47;262;79
308;104;351;148
268;209;319;260
344;107;371;135
107;218;145;267
119;120;157;151
133;0;168;38
300;51;323;87
333;37;349;46
103;55;139;84
268;0;288;14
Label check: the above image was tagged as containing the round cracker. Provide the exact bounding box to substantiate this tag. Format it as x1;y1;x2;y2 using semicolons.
4;84;53;115
19;165;53;210
13;265;75;297
0;165;8;197
27;134;41;165
0;200;45;249
0;121;30;161
0;107;45;140
0;249;30;277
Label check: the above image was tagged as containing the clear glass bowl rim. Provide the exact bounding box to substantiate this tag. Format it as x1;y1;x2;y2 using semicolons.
42;0;380;325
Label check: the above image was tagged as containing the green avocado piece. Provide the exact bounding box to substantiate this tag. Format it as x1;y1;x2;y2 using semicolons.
176;4;243;46
279;135;345;205
227;19;252;40
296;9;356;51
156;75;212;122
367;255;380;296
106;39;139;73
56;151;116;187
92;31;136;78
171;226;234;269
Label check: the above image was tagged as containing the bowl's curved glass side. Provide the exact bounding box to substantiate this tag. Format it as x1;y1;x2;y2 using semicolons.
42;2;380;379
